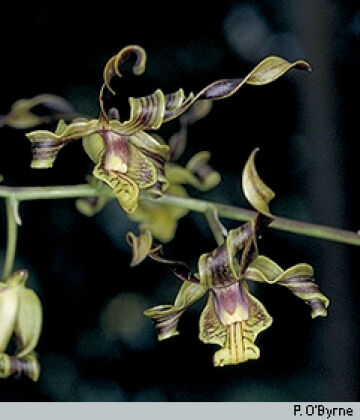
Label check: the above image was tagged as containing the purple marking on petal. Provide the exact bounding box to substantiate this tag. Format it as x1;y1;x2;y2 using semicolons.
100;130;129;171
212;282;249;325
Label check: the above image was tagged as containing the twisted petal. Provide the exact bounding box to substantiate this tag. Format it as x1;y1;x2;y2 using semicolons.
198;216;260;287
164;56;311;122
0;352;40;381
0;94;80;129
242;148;275;218
246;256;329;318
27;119;99;168
144;280;207;340
103;45;147;95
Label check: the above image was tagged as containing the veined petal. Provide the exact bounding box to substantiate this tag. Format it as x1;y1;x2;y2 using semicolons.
126;143;157;189
144;280;207;340
126;89;166;131
130;131;169;164
242;149;275;218
27;119;99;168
246;256;329;318
93;157;139;214
164;56;311;122
199;293;227;347
202;288;272;367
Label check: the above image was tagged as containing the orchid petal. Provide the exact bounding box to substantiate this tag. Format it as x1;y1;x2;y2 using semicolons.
27;119;99;168
164;56;311;122
15;288;42;358
246;256;329;318
242;149;275;218
144;280;207;341
126;229;154;267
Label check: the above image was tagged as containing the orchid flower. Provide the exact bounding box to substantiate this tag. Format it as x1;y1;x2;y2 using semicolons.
128;150;329;366
27;45;311;214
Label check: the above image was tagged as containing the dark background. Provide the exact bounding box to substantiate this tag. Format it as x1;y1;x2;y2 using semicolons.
0;0;359;401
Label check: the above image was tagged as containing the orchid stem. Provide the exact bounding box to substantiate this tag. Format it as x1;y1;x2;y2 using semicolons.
0;184;359;246
2;197;19;280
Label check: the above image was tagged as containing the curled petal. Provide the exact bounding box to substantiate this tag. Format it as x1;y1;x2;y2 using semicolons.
103;45;147;94
126;229;154;267
246;256;329;318
144;281;207;340
242;148;275;218
0;94;80;129
27;119;99;168
164;56;311;122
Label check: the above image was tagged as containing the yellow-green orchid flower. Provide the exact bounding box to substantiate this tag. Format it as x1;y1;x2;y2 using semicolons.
0;270;42;381
26;45;311;214
76;100;220;242
129;150;329;366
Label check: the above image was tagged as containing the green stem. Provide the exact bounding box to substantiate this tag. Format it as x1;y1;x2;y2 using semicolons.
2;197;19;280
0;184;359;246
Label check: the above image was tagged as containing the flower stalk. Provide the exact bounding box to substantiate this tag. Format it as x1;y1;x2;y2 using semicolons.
1;197;20;280
0;184;359;246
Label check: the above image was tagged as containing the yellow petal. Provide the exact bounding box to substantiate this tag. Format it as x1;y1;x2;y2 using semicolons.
242;149;275;217
126;229;154;267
